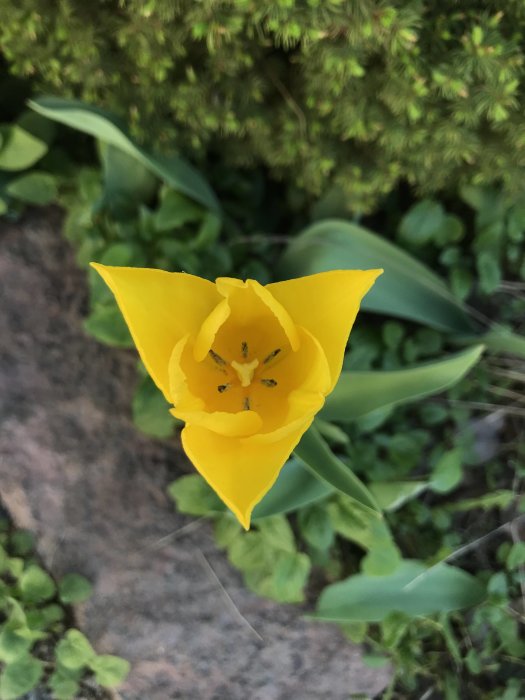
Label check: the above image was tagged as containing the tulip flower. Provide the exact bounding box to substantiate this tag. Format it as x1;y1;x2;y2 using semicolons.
91;264;382;528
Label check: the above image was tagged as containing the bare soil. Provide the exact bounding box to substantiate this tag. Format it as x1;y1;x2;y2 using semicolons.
0;210;390;700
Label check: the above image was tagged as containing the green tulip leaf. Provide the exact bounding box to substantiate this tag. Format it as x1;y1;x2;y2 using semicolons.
369;481;428;512
29;97;220;213
169;458;333;520
322;345;484;422
278;219;476;333
98;142;158;219
315;560;486;622
253;458;333;519
294;426;380;514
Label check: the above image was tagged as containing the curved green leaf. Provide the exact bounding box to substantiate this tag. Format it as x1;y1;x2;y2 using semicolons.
170;459;333;520
294;426;380;514
315;560;486;622
369;481;428;512
476;329;525;360
278;219;476;333
322;345;484;423
29;97;220;214
253;458;333;519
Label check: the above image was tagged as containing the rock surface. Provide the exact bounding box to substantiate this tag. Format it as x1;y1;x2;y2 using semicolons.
0;211;390;700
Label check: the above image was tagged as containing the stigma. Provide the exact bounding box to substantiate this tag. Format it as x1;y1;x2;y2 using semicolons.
231;358;259;387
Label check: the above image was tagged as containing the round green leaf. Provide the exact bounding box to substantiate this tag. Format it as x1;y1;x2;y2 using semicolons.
315;560;486;622
430;448;463;494
58;574;93;605
0;624;32;663
0;655;43;700
48;675;80;700
6;172;57;205
83;303;133;348
399;199;446;246
56;630;95;669
0;113;52;171
19;565;56;603
132;375;176;439
88;655;130;687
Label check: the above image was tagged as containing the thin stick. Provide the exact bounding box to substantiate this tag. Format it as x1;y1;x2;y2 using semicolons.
403;516;524;592
143;517;208;551
197;549;264;642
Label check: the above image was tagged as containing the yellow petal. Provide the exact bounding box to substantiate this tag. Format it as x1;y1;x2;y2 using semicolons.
90;264;220;401
215;277;300;351
267;270;382;391
182;417;314;529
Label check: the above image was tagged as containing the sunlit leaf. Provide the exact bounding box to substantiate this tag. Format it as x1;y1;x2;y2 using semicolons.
315;560;486;622
278;220;476;333
322;346;484;422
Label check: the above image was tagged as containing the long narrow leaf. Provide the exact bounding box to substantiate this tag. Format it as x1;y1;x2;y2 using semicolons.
29;97;220;214
278;220;476;333
253;459;333;519
294;426;380;514
322;345;484;422
314;560;486;622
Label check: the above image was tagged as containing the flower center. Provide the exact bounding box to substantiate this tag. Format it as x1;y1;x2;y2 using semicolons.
231;359;259;387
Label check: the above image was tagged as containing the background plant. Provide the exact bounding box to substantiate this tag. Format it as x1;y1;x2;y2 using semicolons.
12;98;521;699
0;516;129;700
3;2;525;212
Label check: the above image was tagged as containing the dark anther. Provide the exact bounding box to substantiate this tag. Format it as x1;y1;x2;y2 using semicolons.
261;379;277;387
241;341;248;358
243;397;251;410
263;348;281;364
209;349;227;366
218;384;231;393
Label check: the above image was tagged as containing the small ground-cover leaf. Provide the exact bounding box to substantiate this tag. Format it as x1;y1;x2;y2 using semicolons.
88;655;130;687
55;630;95;669
0;654;43;700
58;574;93;605
19;565;56;604
430;448;463;494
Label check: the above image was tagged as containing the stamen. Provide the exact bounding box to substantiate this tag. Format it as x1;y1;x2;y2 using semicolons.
241;341;248;359
209;349;227;366
243;397;251;411
263;348;281;364
261;379;277;387
217;384;231;393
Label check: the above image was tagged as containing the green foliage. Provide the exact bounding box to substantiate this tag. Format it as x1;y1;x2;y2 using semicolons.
217;515;311;603
0;110;58;214
316;561;486;622
0;525;129;699
3;3;525;211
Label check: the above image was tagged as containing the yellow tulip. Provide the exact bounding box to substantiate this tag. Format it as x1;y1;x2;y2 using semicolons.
91;264;382;528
